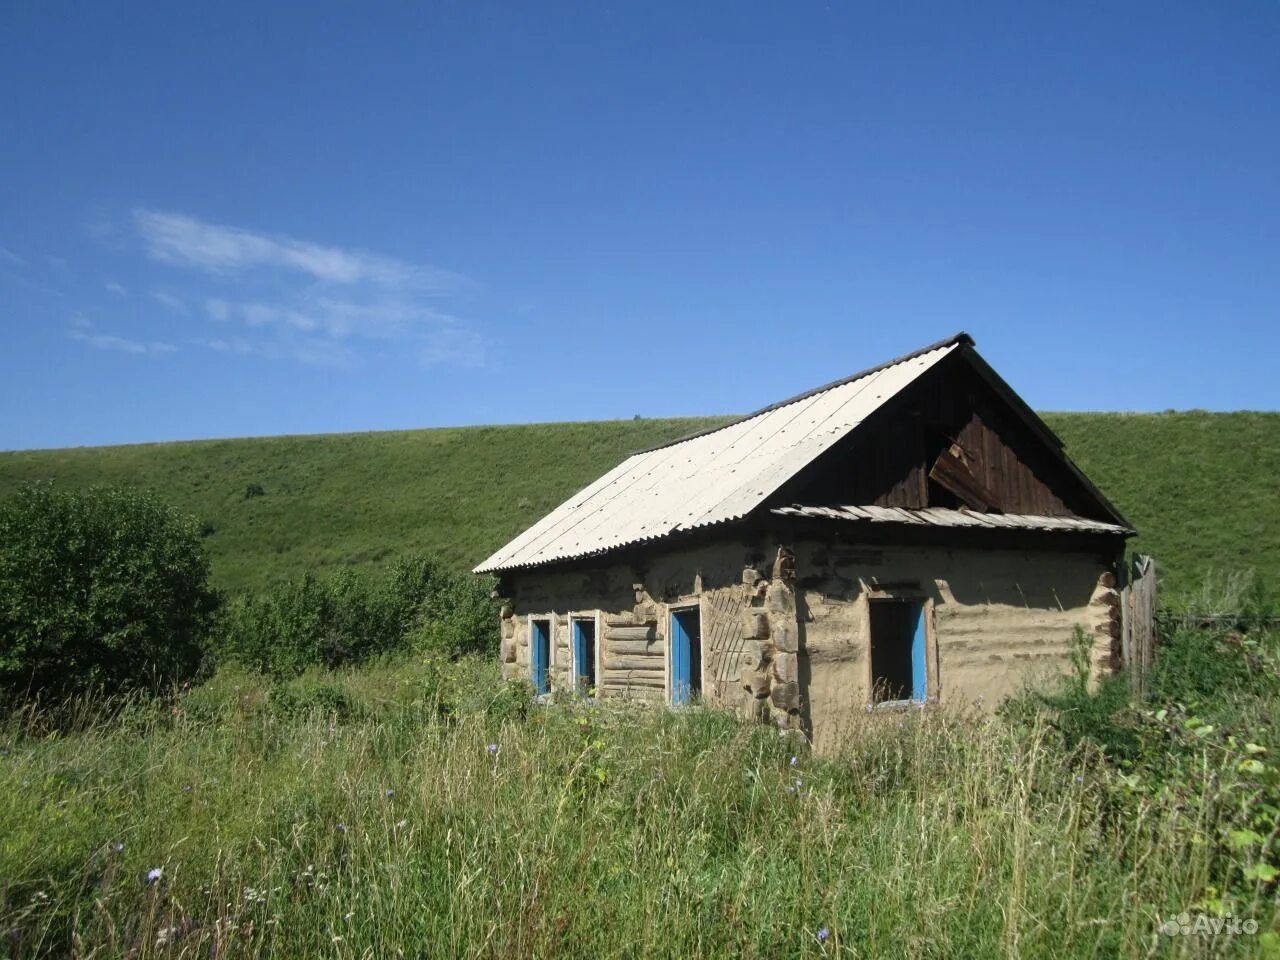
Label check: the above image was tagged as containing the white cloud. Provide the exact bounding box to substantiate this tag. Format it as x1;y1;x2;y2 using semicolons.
200;295;464;342
132;209;465;291
0;247;29;269
197;335;352;367
150;290;187;313
116;208;488;369
205;298;231;322
70;327;176;356
104;280;128;297
421;327;486;367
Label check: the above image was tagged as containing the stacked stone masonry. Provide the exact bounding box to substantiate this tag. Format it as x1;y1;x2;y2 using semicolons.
499;536;1118;750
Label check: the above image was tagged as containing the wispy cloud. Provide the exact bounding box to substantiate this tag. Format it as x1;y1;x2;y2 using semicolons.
132;209;466;291
70;317;176;356
0;246;28;269
204;298;317;332
197;335;353;367
202;295;460;341
421;327;487;367
103;208;489;369
104;280;128;297
150;290;187;313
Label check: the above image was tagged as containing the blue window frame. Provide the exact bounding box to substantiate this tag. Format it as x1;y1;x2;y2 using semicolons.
530;618;551;696
571;617;596;696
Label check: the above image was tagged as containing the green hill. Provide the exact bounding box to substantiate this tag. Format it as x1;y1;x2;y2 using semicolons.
0;411;1275;603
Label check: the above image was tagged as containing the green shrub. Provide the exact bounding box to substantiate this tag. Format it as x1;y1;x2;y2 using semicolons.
0;483;220;702
267;678;361;722
217;554;498;676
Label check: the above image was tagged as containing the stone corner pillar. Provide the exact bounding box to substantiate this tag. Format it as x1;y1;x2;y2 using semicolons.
738;546;803;730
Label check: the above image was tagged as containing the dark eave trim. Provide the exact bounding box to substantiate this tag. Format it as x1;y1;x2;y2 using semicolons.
955;344;1134;530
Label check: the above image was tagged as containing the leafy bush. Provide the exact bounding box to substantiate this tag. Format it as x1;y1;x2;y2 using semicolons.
1006;611;1280;913
1010;617;1280;768
266;678;361;722
0;483;220;701
217;554;498;676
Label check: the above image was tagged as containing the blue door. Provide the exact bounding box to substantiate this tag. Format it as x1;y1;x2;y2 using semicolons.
531;619;550;695
670;608;701;705
572;618;595;695
909;603;927;702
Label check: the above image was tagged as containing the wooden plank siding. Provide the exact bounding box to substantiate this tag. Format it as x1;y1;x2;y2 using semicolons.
601;619;665;694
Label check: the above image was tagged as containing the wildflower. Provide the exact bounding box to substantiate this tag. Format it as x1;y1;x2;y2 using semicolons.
794;778;803;788
110;842;124;853
790;756;798;766
395;819;408;829
335;823;346;834
817;927;830;942
1074;774;1084;783
487;743;499;754
787;786;796;794
147;867;163;883
384;788;395;797
182;784;192;793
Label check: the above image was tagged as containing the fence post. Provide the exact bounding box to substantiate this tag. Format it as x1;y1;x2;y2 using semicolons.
1121;555;1157;696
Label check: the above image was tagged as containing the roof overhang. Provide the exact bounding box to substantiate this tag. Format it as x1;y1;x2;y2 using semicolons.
772;504;1134;536
474;334;970;573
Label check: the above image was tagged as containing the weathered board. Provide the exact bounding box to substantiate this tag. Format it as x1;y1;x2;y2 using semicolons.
1121;554;1158;695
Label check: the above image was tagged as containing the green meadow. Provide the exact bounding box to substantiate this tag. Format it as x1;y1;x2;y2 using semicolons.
2;410;1278;957
1;411;1276;603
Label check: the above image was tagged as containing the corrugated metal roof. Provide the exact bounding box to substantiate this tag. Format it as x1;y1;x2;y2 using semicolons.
475;335;967;573
771;504;1132;535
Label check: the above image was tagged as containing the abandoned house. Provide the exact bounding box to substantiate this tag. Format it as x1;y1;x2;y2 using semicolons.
475;332;1135;748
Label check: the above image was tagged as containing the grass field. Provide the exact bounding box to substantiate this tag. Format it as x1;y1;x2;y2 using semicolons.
2;638;1277;959
0;411;1276;603
2;415;1278;956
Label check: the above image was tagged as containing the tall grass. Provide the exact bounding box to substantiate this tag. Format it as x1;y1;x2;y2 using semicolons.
2;655;1276;958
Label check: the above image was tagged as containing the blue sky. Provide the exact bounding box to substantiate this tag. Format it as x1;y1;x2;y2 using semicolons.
2;1;1277;450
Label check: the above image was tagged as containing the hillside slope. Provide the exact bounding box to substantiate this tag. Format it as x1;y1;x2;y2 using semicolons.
1044;410;1278;604
0;412;1275;602
0;418;730;592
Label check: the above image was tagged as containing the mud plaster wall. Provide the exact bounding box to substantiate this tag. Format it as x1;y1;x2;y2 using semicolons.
498;534;1118;747
797;539;1116;751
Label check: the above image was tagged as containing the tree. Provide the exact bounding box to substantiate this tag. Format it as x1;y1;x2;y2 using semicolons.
0;483;220;700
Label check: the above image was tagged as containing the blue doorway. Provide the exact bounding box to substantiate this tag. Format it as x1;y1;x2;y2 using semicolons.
869;600;927;703
571;617;596;696
530;618;551;695
670;607;702;705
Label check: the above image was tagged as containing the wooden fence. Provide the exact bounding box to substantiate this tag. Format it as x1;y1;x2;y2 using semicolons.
1120;554;1158;696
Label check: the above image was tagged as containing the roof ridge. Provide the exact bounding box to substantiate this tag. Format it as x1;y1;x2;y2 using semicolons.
632;331;974;455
